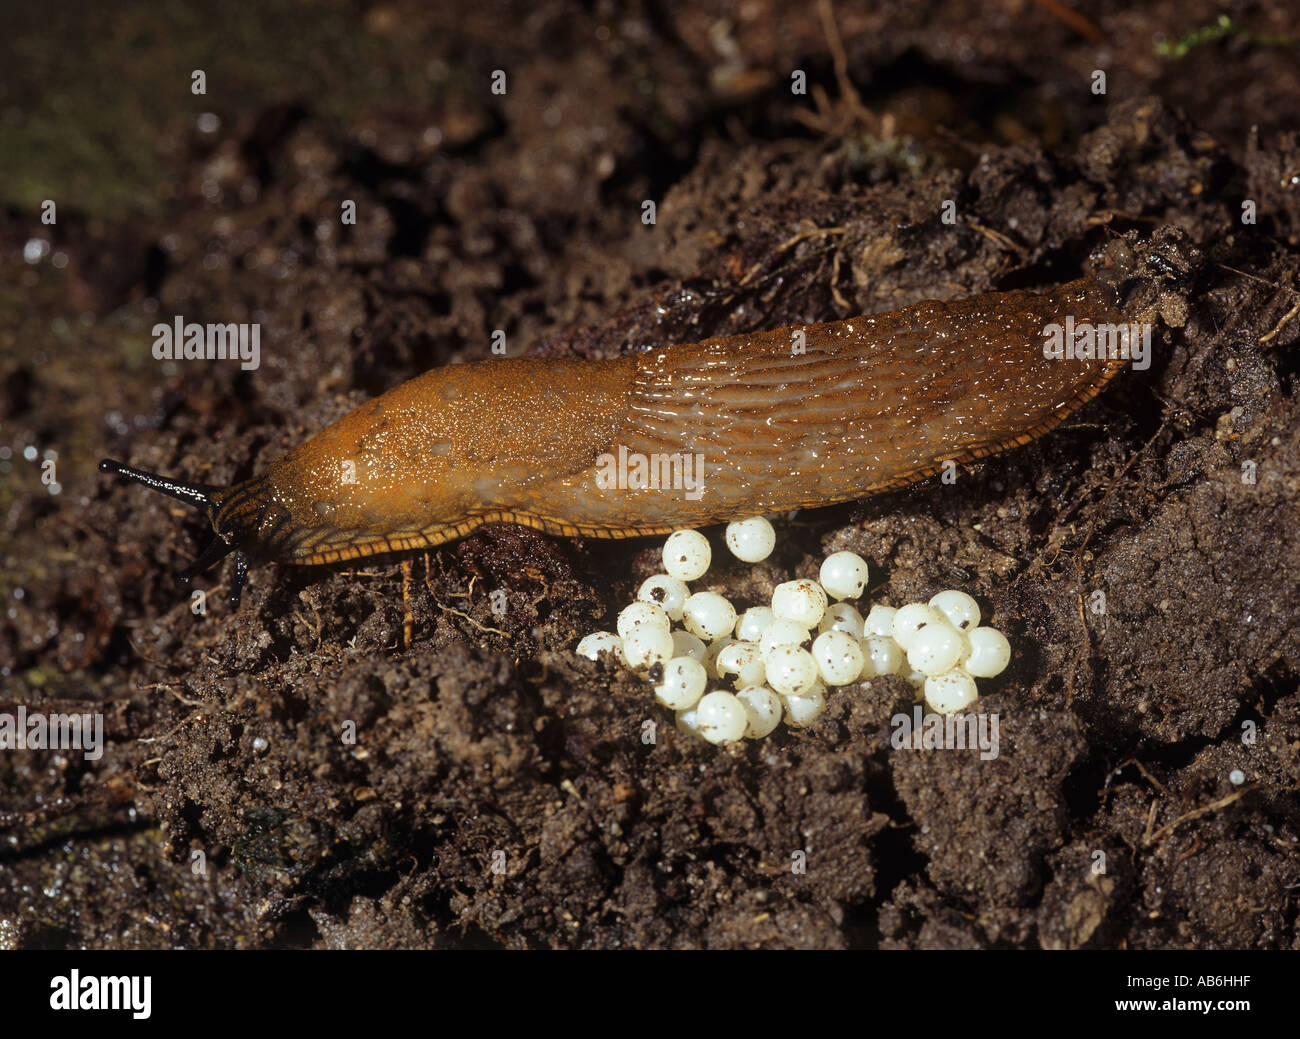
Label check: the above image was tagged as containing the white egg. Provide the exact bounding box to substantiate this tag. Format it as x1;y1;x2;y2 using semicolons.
929;589;980;631
907;622;967;676
576;631;623;663
924;670;979;713
771;579;828;627
758;618;813;657
671;630;708;663
818;551;870;600
696;691;749;743
715;641;767;687
764;645;819;697
622;627;674;671
682;591;737;641
858;635;903;679
736;605;777;643
811;630;865;686
653;656;708;710
864;604;898;638
662;529;711;581
818;602;865;638
616;600;671;641
724;516;776;562
891;602;943;651
637;574;690;621
782;682;827;727
736;685;783;739
964;626;1011;677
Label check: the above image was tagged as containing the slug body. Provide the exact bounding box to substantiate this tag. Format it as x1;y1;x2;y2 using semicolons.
102;276;1128;602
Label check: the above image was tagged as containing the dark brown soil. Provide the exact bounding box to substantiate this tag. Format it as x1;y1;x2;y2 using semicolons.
2;1;1298;949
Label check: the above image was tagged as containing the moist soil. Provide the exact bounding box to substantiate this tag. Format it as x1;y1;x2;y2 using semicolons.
2;1;1299;949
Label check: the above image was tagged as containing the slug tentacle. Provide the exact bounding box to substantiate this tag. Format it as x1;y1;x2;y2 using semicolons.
100;457;251;603
98;459;216;510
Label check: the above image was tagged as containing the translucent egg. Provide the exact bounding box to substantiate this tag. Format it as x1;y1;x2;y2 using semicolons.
736;606;777;643
671;630;707;663
928;589;980;631
818;551;869;600
864;604;898;638
662;529;711;581
736;685;783;739
907;622;967;676
924;670;979;713
891;603;944;651
771;579;828;627
858;635;903;679
654;656;708;710
964;626;1011;677
725;516;776;562
682;591;737;641
715;641;767;687
811;630;865;686
818;602;865;638
764;645;819;697
782;682;827;727
696;691;749;743
576;631;623;663
617;601;671;641
622;627;674;671
637;574;690;621
758;619;813;657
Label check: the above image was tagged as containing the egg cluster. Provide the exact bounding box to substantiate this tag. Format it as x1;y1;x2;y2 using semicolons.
575;518;1011;744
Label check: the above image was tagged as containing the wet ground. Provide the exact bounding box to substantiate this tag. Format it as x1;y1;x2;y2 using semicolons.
2;0;1298;948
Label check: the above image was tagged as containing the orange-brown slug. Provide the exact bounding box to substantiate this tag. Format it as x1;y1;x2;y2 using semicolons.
101;274;1136;606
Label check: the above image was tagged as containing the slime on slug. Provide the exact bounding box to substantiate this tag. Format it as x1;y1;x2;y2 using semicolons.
100;254;1147;607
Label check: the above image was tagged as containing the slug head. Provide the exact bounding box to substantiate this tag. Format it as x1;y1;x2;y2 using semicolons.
99;458;254;607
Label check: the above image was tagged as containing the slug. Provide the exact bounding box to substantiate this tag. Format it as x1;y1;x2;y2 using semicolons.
101;273;1132;605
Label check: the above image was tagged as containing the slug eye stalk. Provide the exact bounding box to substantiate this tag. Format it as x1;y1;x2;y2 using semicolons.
99;458;249;606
